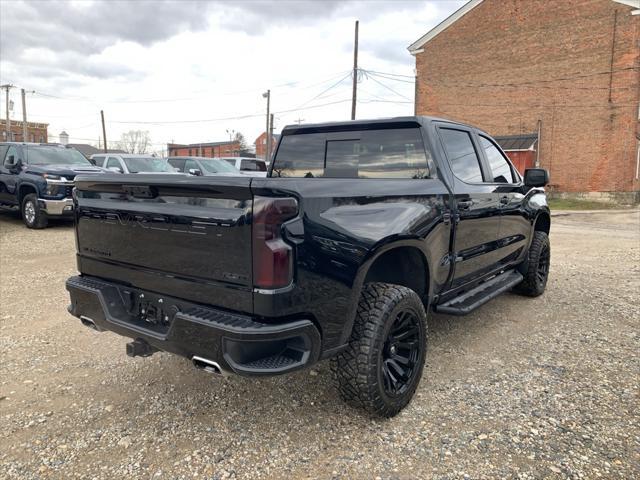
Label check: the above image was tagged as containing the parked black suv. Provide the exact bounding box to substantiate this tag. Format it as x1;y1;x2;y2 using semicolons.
66;117;550;416
0;143;104;228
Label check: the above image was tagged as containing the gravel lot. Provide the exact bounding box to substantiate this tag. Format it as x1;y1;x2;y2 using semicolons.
1;208;638;479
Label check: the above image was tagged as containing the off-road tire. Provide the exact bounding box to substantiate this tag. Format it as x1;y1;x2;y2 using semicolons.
515;231;550;297
331;283;428;417
21;193;48;229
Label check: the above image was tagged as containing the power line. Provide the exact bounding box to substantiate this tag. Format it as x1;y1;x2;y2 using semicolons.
294;72;353;110
364;72;412;101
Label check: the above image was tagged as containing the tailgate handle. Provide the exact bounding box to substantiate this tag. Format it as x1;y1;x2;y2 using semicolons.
124;185;157;199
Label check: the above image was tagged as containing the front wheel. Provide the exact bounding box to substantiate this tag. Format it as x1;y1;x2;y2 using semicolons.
332;283;428;417
21;193;48;229
515;231;550;297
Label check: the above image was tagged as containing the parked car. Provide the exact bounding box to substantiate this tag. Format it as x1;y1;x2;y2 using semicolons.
66;116;550;416
91;154;177;174
167;156;242;176
220;157;268;177
0;142;105;228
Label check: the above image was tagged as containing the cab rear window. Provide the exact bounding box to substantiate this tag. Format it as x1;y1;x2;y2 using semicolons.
272;127;433;179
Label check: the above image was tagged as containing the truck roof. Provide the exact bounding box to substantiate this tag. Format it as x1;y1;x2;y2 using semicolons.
280;115;473;135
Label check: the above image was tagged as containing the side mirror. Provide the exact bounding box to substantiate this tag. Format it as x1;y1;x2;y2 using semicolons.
188;168;202;176
8;157;22;172
107;166;123;173
524;168;549;188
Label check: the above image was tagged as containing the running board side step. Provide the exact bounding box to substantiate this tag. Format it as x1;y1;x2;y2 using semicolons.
435;270;523;316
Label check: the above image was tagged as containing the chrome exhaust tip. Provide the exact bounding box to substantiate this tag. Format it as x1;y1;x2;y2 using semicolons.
80;316;102;331
192;356;226;377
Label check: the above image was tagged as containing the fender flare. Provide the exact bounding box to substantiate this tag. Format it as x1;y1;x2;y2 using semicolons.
338;238;432;346
17;182;40;203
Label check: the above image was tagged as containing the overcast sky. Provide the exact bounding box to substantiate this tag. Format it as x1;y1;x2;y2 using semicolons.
0;0;464;153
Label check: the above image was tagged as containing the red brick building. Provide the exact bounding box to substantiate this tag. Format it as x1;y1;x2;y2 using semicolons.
1;119;48;143
254;132;280;160
409;0;640;202
167;140;240;158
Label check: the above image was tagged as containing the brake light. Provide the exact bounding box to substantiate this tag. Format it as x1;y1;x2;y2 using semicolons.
252;196;298;289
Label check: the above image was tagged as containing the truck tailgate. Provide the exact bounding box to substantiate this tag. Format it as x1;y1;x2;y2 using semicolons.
73;174;254;312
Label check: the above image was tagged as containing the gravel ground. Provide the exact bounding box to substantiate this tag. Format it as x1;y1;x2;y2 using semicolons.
0;208;638;479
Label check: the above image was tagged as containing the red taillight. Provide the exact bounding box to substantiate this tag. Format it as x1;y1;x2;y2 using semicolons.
252;196;298;289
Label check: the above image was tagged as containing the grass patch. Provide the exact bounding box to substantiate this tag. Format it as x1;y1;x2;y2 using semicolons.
548;198;623;210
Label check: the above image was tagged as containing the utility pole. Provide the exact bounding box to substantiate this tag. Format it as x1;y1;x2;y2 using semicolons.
263;90;271;161
351;20;359;120
1;84;14;141
100;110;107;153
269;113;275;160
21;89;27;142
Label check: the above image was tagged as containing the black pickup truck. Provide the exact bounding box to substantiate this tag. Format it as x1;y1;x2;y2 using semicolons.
66;116;550;416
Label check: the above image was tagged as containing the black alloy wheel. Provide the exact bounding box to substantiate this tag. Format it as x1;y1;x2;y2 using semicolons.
515;231;550;297
381;310;421;396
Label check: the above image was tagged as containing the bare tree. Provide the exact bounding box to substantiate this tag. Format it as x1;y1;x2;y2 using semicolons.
234;132;252;156
117;130;151;154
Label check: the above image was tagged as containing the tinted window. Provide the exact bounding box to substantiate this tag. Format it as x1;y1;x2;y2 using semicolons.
185;159;199;172
92;155;105;165
240;159;267;172
272;133;325;178
4;146;18;166
480;136;514;183
439;129;483;183
272;128;431;179
168;158;185;171
0;145;9;163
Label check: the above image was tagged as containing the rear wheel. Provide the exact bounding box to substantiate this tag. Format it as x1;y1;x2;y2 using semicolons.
515;231;550;296
332;283;428;417
21;193;48;229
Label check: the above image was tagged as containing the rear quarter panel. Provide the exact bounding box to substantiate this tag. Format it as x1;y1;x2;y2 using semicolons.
252;177;451;350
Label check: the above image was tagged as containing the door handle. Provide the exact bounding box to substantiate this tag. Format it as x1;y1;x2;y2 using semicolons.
457;200;473;210
500;195;509;205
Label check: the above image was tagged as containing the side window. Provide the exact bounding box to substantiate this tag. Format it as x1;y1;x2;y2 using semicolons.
106;157;122;171
92;155;105;166
185;159;199;172
4;146;19;166
168;158;185;172
240;160;256;171
439;128;484;183
0;145;9;164
480;136;515;183
272;133;325;178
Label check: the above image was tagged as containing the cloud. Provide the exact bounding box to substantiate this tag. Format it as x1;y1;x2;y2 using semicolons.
0;1;210;60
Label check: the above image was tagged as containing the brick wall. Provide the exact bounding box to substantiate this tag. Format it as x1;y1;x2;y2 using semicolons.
415;0;640;193
167;142;240;158
254;132;279;159
1;119;48;143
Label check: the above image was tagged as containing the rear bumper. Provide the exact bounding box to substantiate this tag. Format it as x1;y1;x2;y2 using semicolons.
39;197;74;216
65;275;321;376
